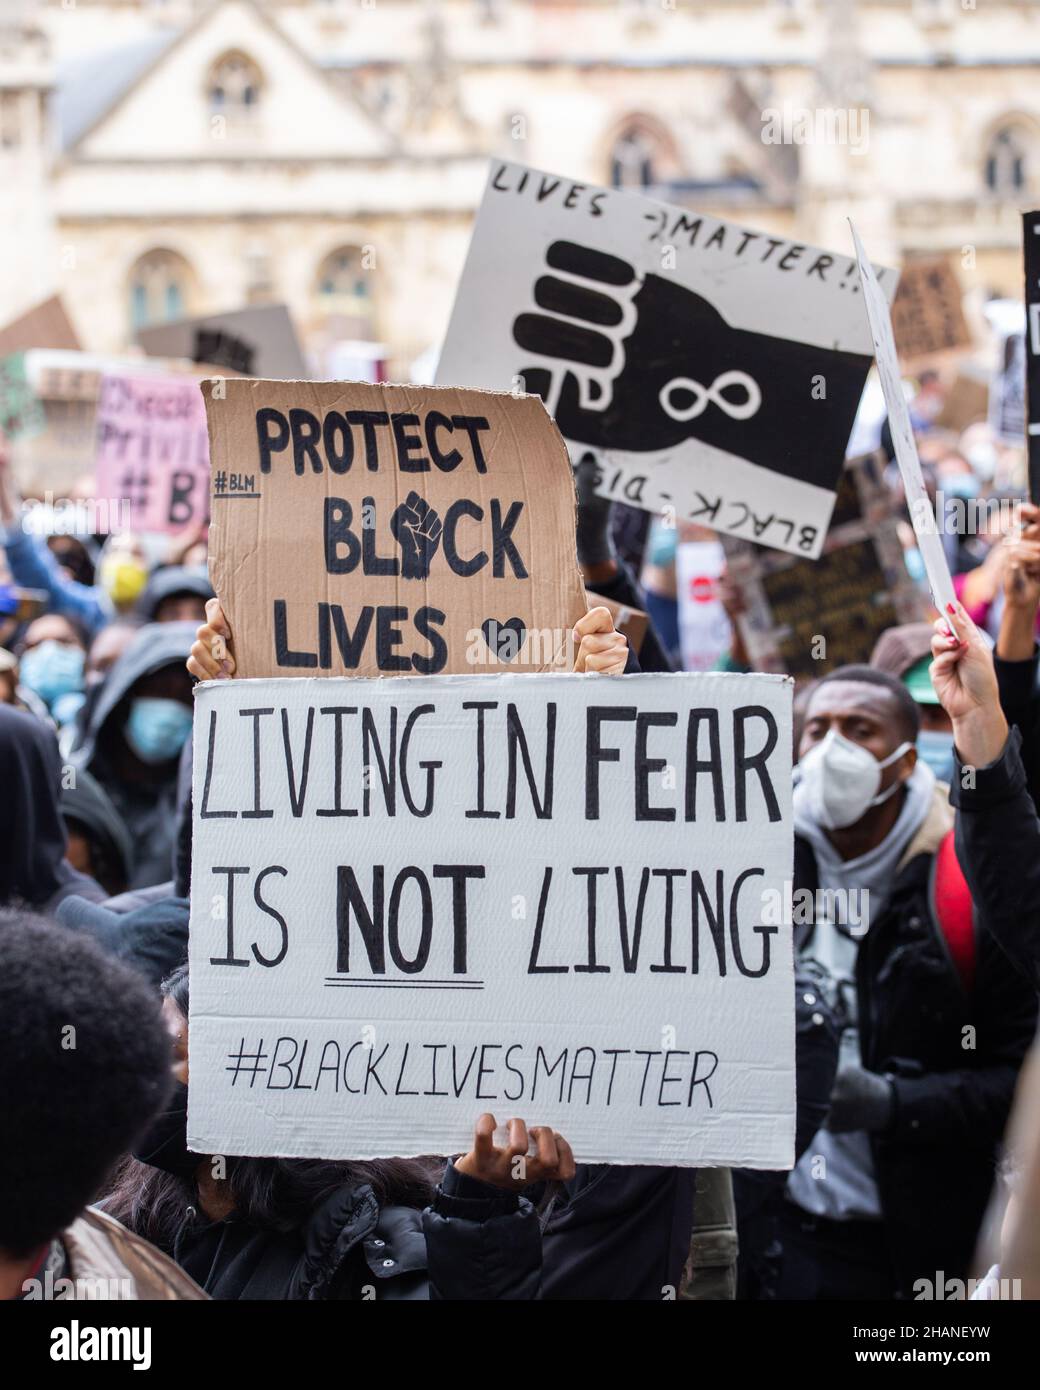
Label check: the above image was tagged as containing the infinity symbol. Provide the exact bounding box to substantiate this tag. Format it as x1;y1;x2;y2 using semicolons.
659;370;762;423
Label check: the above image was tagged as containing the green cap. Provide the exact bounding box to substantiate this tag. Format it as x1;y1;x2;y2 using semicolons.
902;655;939;705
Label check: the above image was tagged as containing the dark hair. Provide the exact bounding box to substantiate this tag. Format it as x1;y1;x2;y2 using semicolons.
105;966;437;1251
811;664;921;745
0;911;173;1257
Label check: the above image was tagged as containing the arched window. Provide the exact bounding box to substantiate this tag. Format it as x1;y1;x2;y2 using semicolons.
128;249;196;331
985;125;1029;196
315;247;371;319
207;51;263;118
608;116;678;191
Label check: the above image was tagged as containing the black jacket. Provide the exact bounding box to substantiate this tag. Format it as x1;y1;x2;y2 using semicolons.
952;726;1040;992
792;802;1037;1297
162;1161;693;1300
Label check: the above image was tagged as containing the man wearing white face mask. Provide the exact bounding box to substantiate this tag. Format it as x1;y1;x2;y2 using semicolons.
775;665;1036;1301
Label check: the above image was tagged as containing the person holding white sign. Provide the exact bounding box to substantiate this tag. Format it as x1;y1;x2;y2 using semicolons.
107;965;579;1300
775;662;1036;1300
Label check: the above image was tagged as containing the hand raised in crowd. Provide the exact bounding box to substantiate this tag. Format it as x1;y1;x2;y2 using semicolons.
187;596;235;680
572;605;629;674
998;501;1040;662
0;432;21;530
929;599;1007;769
454;1112;577;1191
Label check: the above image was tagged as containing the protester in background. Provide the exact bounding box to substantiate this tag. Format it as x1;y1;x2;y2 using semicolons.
60;767;133;898
776;664;1036;1299
136;565;212;626
0;647;20;705
17;611;88;729
108;964;575;1300
870;622;955;784
990;499;1040;809
638;515;681;666
573;456;673;672
0;704;106;912
0;913;206;1301
69;621;195;888
931;599;1040;989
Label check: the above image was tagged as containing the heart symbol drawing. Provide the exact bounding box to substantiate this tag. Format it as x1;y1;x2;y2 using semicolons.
481;618;527;663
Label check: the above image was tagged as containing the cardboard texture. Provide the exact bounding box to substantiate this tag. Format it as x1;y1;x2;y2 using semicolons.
890;257;972;362
851;223;957;616
204;379;589;678
188;671;796;1168
0;295;80;356
139;304;307;379
437;161;893;558
94;373;211;534
723;451;928;680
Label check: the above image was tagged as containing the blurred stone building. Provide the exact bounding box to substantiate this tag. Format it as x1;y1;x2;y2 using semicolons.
1;0;1039;374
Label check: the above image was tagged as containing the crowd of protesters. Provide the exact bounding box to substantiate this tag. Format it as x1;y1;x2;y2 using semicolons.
4;365;1040;1303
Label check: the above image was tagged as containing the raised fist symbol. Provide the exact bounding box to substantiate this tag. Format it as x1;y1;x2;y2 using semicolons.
512;241;871;492
391;491;443;579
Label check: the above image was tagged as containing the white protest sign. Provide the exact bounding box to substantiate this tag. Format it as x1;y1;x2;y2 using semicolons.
850;222;956;615
188;671;795;1169
437;161;891;558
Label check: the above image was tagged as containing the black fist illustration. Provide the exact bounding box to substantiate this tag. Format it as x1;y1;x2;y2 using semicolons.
512;240;872;493
391;491;443;579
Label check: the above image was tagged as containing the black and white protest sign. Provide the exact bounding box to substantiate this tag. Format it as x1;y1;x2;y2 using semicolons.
437;162;890;558
1023;212;1040;501
189;671;795;1168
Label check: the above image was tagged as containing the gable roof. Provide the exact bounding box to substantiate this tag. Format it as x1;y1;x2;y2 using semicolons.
55;0;396;158
56;28;180;152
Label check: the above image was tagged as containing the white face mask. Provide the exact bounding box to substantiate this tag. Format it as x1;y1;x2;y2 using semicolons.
797;730;913;831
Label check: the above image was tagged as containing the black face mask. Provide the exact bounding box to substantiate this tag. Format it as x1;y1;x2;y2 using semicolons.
132;1081;200;1179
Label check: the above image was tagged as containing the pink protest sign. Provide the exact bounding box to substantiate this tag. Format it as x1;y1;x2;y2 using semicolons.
94;373;210;534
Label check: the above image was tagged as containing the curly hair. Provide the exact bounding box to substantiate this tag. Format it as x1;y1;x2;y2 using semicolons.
0;911;173;1257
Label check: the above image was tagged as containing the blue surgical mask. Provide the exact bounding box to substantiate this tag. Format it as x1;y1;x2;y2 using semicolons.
916;729;955;784
20;640;85;708
125;696;192;765
942;474;978;500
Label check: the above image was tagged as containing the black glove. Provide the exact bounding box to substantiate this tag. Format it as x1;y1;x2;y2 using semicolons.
574;453;614;568
825;1065;894;1134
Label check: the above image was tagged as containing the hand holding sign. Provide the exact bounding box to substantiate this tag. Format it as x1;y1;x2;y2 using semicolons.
929;599;1007;768
188;596;235;681
455;1114;577;1190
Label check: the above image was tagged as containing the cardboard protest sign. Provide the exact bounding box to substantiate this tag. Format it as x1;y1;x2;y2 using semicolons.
188;671;795;1167
437;161;891;559
204;379;588;679
677;540;731;672
0;295;80;357
139;304;307;379
723;452;928;679
94;374;210;534
851;223;956;616
1023;213;1040;500
890;257;971;362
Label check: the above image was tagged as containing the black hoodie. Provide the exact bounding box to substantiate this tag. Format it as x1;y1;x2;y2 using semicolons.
69;621;195;889
0;704;105;912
